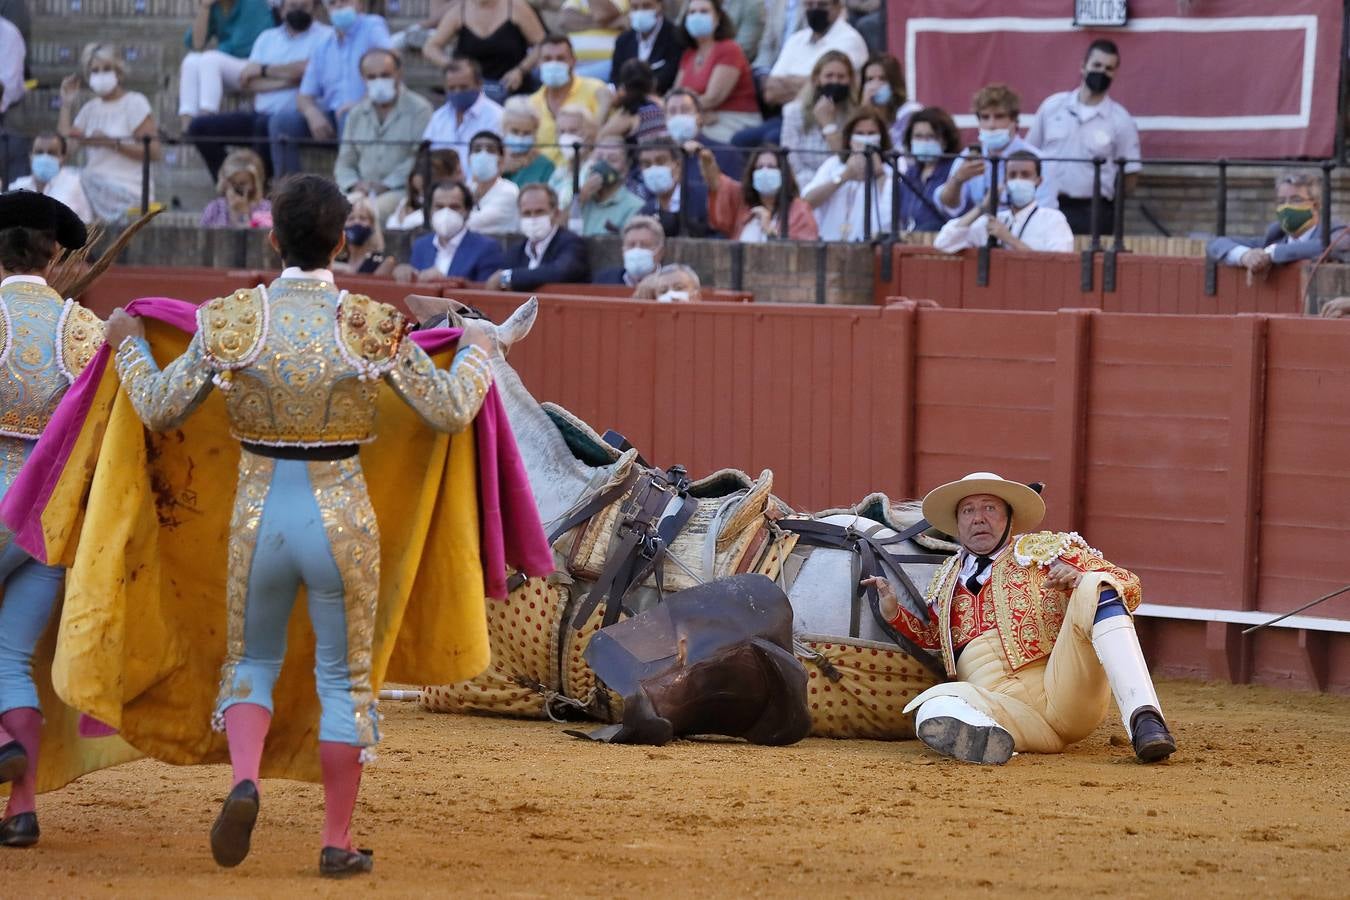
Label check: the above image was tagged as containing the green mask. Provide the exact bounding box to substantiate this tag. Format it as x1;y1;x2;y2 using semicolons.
1276;202;1316;236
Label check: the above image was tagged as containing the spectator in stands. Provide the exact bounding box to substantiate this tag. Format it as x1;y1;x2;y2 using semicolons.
599;59;664;141
749;0;796;84
530;33;613;165
58;43;162;223
334;49;434;221
594;213;663;285
702;144;817;241
466;130;522;233
637;140;712;237
801;106;892;242
717;0;764;64
938;83;1056;217
486;182;590;289
389;0;453;54
331;194;397;275
779;50;854;190
673;0;760;143
548;104;598;208
0;13;24;126
178;0;275;134
733;0;866;149
271;0;391;176
664;88;741;181
557;0;627;81
1027;39;1142;235
501;96;556;186
846;0;881;54
422;0;547;103
1206;172;1349;274
186;0;332;182
11;133;95;224
635;262;702;302
423;58;505;156
934;151;1073;254
386;146;461;230
861;54;920;151
609;0;684;95
577;136;644;235
199;148;272;227
396;180;506;283
896;107;959;234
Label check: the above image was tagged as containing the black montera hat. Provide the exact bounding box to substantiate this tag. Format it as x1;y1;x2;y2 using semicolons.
0;190;87;249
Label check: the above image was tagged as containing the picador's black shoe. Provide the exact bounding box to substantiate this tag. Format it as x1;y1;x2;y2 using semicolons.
0;740;28;784
319;846;374;878
210;779;260;867
1131;707;1177;763
0;812;39;848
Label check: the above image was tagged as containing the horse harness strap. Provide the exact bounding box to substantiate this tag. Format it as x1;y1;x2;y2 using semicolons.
546;468;642;547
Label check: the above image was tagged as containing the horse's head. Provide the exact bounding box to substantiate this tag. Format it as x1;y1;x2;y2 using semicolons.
403;294;537;359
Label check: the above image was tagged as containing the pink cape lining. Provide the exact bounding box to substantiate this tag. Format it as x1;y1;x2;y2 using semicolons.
0;296;553;598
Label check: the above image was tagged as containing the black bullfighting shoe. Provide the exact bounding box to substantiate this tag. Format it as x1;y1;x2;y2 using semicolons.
0;740;27;784
319;846;374;878
210;779;260;867
914;695;1015;765
1130;707;1177;763
0;812;39;848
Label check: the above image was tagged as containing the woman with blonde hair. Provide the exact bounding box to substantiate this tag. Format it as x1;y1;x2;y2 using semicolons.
57;43;162;223
199;148;271;228
546;103;599;211
332;194;396;277
778;49;856;191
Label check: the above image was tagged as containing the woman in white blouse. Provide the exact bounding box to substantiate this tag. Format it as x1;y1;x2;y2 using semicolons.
802;107;894;243
778;50;857;193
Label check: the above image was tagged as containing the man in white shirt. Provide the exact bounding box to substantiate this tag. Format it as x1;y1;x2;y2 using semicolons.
934;152;1074;254
1026;39;1142;235
11;133;95;224
0;15;24;117
464;130;520;235
761;0;867;107
422;58;504;154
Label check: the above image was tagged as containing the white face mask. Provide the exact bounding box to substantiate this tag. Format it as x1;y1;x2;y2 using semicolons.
521;214;553;241
557;133;583;159
89;70;119;96
657;289;690;303
850;133;882;152
432;207;465;239
366;76;398;105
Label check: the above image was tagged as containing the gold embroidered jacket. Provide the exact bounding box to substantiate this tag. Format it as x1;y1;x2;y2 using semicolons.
113;278;492;445
890;531;1142;678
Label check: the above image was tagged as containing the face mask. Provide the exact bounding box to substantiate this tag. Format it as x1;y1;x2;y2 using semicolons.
1084;71;1112;94
329;6;358;31
630;8;658;33
909;138;942;162
30;153;60;183
432;207;465;239
850;133;881;152
1005;178;1037;209
557;133;583;159
805;7;831;34
978;127;1012;152
469;150;499;182
366;77;397;105
685;11;715;38
623;246;656;279
1276;203;1316;236
666;113;698;144
818;82;850;104
89;71;118;96
869;83;892;106
642;165;675;196
540;61;571;89
521;214;553;241
504;132;535;154
344;223;372;246
284;8;313;31
657;289;690;303
751;166;782;196
447;89;479;112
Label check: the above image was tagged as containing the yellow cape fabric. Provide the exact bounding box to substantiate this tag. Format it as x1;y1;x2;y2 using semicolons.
38;319;489;783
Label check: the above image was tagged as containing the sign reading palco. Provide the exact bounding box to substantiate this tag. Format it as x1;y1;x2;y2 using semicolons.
1074;0;1127;27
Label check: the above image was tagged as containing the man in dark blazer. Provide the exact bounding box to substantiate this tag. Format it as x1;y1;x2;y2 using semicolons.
637;140;716;238
609;0;685;94
1205;172;1349;274
396;182;505;284
486;183;590;291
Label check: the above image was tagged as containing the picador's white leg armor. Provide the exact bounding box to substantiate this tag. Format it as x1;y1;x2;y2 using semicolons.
1090;615;1163;738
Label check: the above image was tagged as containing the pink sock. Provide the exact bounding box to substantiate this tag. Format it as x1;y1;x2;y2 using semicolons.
319;742;363;851
1;708;42;817
223;703;272;789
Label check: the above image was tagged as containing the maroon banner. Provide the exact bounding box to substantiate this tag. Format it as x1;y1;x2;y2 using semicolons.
886;0;1341;159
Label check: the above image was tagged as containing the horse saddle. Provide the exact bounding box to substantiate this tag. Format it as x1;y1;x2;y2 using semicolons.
566;574;812;746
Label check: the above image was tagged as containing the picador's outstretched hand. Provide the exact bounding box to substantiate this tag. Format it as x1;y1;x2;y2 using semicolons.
860;575;899;623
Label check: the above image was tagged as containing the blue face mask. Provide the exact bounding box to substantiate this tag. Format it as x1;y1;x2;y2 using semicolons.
623;246;656;279
642;164;675;196
909;138;943;162
469;150;500;182
978;127;1012;153
629;8;659;33
30;153;60;184
685;11;715;38
870;83;892;106
540;61;571;89
666;114;698;144
505;133;535;153
1005;177;1037;209
751;166;782;197
329;6;358;31
447;89;479;113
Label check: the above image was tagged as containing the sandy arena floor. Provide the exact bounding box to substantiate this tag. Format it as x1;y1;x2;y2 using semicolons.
6;680;1350;898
